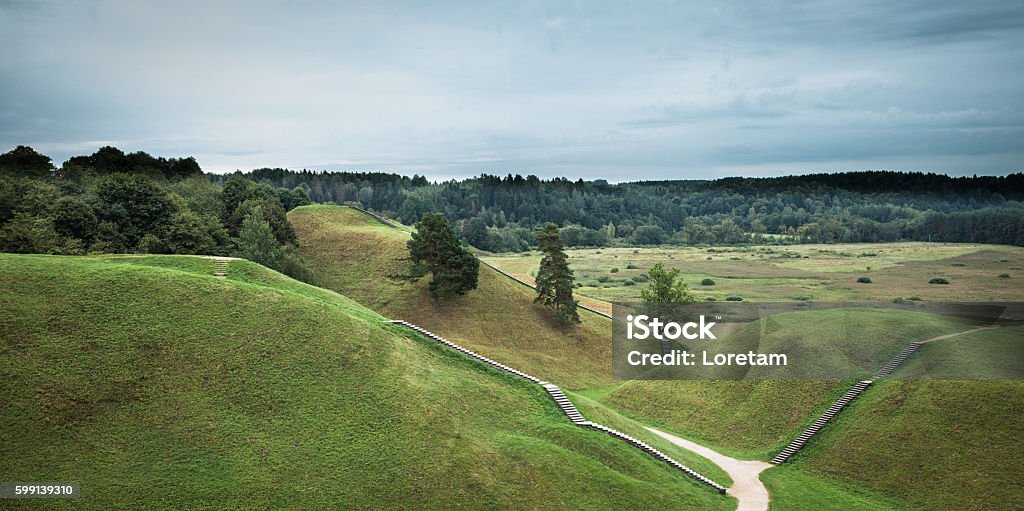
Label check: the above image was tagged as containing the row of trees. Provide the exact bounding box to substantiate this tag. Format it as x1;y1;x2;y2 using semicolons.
0;146;315;283
228;168;1024;250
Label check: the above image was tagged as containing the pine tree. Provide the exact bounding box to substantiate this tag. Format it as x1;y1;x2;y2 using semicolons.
534;223;580;324
408;212;479;299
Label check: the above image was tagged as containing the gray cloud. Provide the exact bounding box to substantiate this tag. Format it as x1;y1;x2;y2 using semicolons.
1;0;1022;180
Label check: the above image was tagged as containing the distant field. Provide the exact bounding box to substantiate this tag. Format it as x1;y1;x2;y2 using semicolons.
482;242;1024;303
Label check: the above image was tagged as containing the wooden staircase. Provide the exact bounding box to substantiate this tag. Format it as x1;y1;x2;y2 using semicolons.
213;258;229;278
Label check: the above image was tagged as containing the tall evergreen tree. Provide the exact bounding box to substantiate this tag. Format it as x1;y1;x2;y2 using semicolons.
408;212;479;299
534;223;580;324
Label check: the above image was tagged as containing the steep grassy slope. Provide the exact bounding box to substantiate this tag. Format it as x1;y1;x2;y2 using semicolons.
791;376;1024;511
0;254;732;510
288;205;614;389
289;205;1022;510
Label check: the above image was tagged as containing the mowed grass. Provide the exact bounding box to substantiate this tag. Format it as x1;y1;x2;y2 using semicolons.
597;308;979;458
288;205;615;390
0;254;732;510
289;206;1024;510
789;375;1024;511
483;242;1024;303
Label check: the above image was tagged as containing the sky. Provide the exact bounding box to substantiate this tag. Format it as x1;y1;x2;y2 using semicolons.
1;0;1023;181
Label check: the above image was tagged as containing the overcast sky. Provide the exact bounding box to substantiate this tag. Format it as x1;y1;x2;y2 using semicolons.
2;1;1022;180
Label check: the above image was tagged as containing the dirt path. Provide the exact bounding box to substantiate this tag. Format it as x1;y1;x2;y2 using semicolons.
647;427;772;511
919;325;999;343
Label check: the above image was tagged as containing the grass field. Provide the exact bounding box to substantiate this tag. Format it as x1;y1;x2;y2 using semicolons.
289;205;1024;511
0;253;733;510
482;242;1024;304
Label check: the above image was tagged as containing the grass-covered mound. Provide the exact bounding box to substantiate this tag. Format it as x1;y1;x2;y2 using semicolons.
288;205;615;389
0;254;731;510
793;374;1024;511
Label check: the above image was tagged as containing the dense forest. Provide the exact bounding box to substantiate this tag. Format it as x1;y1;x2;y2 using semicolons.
0;146;315;282
3;145;1022;263
216;167;1024;251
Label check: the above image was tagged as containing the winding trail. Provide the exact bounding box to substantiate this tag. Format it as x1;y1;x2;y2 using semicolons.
647;428;772;511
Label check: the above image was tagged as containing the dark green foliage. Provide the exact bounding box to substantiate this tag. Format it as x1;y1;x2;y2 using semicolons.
634;274;649;283
533;223;580;324
857;276;872;284
626;264;639;269
929;277;950;284
624;279;636;286
222;168;1024;248
0;146;315;283
408;213;479;299
725;295;744;301
999;273;1011;279
0;145;53;178
610;267;619;273
92;174;176;250
701;278;716;286
597;275;610;283
53;196;98;242
234;205;282;268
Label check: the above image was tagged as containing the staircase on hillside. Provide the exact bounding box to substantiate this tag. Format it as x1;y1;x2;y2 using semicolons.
873;342;923;378
386;319;728;495
213;258;229;278
771;380;873;464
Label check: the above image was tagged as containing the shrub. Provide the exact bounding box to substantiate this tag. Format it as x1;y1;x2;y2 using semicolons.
794;294;813;301
610;267;619;273
997;258;1009;262
706;256;712;260
701;278;716;286
929;277;950;285
999;273;1011;279
633;274;649;283
908;296;923;301
893;297;906;304
626;264;639;269
597;275;610;283
951;262;966;267
704;296;717;301
623;279;636;286
857;276;872;284
633;250;639;254
859;252;877;257
725;295;743;301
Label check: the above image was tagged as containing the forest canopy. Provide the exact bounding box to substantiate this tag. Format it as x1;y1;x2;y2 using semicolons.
216;167;1024;250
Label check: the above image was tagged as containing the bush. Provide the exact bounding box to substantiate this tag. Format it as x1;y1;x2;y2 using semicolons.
706;256;712;260
626;264;639;269
623;279;636;286
857;276;872;284
893;297;906;304
929;277;950;285
951;262;966;267
633;274;649;283
794;294;813;301
704;296;717;301
597;275;610;283
908;296;923;301
725;295;743;301
610;267;619;273
701;278;716;286
859;252;877;257
999;273;1011;279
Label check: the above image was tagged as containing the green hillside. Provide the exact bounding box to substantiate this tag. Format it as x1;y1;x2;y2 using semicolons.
288;205;1023;510
0;254;732;510
288;205;615;389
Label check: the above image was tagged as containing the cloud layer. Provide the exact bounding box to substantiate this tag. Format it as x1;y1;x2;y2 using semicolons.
2;0;1022;179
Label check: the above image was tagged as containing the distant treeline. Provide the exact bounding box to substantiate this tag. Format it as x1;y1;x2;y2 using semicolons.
0;146;315;282
218;167;1024;250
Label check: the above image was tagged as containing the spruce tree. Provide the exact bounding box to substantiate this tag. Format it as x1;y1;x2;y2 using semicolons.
408;212;479;299
534;223;580;324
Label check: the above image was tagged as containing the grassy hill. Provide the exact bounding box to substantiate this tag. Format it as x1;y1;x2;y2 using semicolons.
288;205;1022;510
288;205;615;390
0;254;732;510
